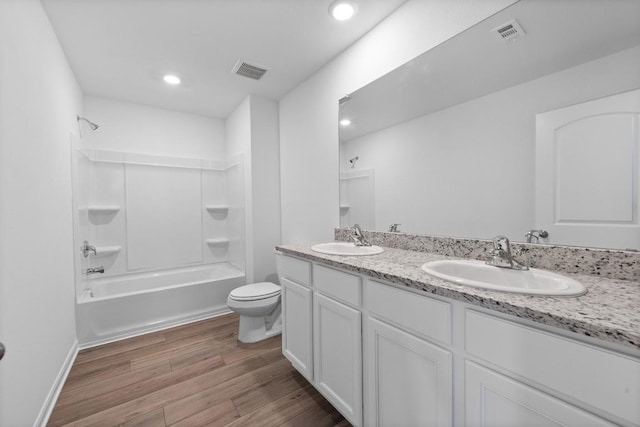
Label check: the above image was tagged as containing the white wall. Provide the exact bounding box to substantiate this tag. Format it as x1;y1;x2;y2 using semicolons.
226;97;254;281
340;46;640;242
83;96;225;159
226;95;281;284
249;96;281;283
0;0;82;425
279;0;518;244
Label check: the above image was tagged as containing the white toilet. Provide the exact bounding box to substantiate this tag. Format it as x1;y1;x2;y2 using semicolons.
227;282;282;343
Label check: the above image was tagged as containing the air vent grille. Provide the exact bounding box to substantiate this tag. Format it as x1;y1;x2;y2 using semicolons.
232;59;269;80
491;19;526;43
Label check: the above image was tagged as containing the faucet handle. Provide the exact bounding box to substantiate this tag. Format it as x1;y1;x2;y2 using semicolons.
525;230;549;243
492;235;510;252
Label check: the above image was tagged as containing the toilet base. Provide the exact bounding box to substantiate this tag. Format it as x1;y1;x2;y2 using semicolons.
238;314;282;343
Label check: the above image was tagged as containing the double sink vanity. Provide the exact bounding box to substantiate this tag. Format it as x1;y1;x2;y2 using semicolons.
275;233;640;427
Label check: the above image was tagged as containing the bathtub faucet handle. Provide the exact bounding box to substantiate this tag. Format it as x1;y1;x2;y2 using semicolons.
82;240;97;257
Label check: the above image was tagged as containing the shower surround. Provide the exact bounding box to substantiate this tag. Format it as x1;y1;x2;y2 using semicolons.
72;142;246;347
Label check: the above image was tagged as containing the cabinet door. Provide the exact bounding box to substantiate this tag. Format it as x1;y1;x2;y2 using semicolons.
314;293;362;426
366;317;452;427
465;361;615;427
281;277;313;381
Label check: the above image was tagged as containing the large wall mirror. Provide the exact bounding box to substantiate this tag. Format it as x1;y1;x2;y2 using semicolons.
339;0;640;250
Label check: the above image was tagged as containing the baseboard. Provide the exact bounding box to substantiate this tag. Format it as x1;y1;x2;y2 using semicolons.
35;339;79;427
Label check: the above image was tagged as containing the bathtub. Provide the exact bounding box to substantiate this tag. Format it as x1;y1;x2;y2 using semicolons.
76;263;245;348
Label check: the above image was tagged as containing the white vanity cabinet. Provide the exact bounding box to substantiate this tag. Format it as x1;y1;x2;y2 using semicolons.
276;254;314;381
276;254;363;426
464;310;640;427
313;264;363;426
365;279;453;427
465;361;616;426
276;252;640;427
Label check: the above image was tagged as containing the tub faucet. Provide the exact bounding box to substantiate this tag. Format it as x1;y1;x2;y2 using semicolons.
82;240;97;257
388;223;401;233
350;224;372;246
486;236;528;270
525;229;549;243
84;267;105;275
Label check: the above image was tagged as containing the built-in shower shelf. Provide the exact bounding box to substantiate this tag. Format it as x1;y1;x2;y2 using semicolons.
94;246;122;257
205;205;229;212
206;238;230;246
86;205;121;215
340;204;351;209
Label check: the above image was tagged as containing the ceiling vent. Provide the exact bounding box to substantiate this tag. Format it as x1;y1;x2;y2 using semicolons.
232;59;269;80
491;19;526;43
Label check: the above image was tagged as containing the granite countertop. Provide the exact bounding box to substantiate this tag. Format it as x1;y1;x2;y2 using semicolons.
276;242;640;352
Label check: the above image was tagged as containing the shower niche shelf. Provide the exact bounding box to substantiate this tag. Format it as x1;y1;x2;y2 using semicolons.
93;246;122;257
206;238;230;246
205;205;229;212
85;205;121;215
339;204;351;209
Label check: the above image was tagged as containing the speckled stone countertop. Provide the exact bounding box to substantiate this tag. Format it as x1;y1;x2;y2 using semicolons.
276;243;640;352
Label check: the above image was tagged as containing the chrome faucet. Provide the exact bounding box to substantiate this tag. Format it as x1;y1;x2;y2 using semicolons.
486;236;528;270
84;266;105;275
81;240;97;257
525;229;548;243
350;224;372;246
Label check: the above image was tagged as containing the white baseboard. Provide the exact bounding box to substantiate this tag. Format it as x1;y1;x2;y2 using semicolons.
35;339;79;427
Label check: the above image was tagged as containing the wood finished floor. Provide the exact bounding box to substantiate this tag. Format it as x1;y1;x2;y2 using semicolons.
49;314;349;427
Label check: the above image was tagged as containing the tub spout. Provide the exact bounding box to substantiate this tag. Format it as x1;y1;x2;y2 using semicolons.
85;267;105;275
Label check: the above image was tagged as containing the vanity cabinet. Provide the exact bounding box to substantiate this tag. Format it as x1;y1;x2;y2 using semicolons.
276;254;363;426
465;310;640;427
366;318;452;426
313;264;363;426
365;279;453;427
276;252;640;427
465;361;616;426
314;293;362;424
277;255;313;381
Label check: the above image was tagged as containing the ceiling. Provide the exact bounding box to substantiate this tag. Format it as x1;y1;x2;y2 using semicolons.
41;0;406;118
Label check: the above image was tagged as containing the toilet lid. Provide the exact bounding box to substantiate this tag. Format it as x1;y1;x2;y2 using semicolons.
229;282;280;301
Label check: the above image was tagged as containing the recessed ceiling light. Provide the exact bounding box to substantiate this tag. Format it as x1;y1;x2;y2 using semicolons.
163;74;181;85
340;119;352;126
330;1;356;21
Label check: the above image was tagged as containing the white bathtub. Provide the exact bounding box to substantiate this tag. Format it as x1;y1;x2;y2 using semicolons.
76;263;245;348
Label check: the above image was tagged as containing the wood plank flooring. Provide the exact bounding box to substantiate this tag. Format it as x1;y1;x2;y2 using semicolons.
49;314;349;427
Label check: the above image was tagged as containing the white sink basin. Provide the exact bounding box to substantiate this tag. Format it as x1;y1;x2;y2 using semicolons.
421;260;586;296
311;242;384;256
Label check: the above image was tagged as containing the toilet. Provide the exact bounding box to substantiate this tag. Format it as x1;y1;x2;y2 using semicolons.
227;282;282;343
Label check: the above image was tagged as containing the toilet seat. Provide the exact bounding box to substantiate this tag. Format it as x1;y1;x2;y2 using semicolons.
229;282;280;301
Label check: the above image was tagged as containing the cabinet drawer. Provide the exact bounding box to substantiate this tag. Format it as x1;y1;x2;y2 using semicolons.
313;264;361;307
276;254;311;287
465;310;640;425
366;280;452;345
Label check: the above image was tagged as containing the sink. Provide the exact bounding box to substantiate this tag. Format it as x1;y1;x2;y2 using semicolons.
311;242;384;256
421;260;586;296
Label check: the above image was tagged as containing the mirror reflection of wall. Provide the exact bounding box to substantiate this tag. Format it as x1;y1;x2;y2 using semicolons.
339;0;640;250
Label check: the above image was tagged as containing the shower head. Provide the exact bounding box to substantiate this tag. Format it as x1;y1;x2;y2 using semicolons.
349;156;359;167
77;115;99;130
